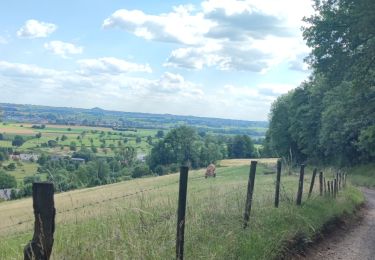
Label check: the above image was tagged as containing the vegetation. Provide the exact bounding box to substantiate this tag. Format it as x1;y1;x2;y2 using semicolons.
0;103;268;138
0;162;364;259
264;0;375;167
348;163;375;188
148;126;255;172
0;170;17;189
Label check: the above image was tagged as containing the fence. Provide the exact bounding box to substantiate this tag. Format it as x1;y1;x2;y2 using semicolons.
12;160;347;260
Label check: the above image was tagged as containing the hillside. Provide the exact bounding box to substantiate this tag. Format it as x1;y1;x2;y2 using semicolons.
0;159;363;259
0;103;268;138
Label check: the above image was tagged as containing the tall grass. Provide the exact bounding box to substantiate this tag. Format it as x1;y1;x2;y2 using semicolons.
348;163;375;188
0;163;364;259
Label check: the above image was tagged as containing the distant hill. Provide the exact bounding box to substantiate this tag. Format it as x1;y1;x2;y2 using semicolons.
0;103;268;138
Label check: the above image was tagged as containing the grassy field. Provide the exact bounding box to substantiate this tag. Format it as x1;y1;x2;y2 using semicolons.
0;160;364;259
348;163;375;188
0;123;156;155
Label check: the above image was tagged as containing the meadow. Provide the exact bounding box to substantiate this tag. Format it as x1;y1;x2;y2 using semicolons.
0;160;364;259
0;123;158;182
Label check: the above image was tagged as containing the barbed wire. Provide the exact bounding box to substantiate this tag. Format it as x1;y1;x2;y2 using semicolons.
0;171;338;233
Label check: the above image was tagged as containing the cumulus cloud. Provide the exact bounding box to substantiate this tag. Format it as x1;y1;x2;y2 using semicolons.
0;60;207;117
103;6;213;45
17;19;57;38
104;0;314;72
0;60;299;120
77;57;152;74
44;41;83;58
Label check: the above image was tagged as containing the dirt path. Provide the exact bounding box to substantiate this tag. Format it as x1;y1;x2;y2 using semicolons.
303;188;375;260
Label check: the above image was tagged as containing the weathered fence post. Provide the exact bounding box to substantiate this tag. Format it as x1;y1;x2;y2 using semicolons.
176;166;189;260
24;182;55;260
244;161;257;228
319;172;323;196
343;173;347;188
324;177;327;195
274;159;282;208
331;181;335;198
327;181;331;196
308;168;317;198
333;179;339;198
296;164;305;206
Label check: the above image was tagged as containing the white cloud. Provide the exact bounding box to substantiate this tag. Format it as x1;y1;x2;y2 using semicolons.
104;0;313;72
103;6;213;45
17;19;57;38
0;60;207;117
44;41;83;58
0;60;299;120
77;57;152;74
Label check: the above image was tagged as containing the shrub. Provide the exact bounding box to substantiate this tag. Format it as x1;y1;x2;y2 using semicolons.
131;164;151;178
0;171;17;189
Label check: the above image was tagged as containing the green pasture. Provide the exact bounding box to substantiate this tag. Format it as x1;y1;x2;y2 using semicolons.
0;163;364;259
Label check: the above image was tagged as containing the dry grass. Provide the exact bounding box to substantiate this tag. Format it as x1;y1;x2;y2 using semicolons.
0;160;364;259
219;158;279;167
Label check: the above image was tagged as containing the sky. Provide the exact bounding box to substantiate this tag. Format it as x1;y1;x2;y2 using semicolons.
0;0;314;121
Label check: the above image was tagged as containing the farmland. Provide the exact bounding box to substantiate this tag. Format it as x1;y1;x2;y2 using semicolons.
0;122;159;185
0;160;364;259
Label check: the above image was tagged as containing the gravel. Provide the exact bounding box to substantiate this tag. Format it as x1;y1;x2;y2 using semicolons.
304;187;375;260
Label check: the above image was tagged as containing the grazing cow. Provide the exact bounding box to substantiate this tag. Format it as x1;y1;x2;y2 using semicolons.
205;164;216;178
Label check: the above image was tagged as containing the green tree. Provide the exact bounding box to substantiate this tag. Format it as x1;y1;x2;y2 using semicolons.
69;141;77;151
148;126;201;169
227;135;255;159
12;135;25;147
0;171;17;189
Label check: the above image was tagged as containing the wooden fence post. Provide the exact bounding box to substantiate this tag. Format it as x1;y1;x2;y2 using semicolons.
333;179;339;198
24;182;55;260
308;168;318;198
324;177;327;195
296;164;305;206
331;181;335;198
327;181;331;196
274;159;282;208
319;172;323;196
244;161;257;228
176;166;189;260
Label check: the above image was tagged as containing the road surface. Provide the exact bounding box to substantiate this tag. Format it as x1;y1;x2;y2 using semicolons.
304;188;375;260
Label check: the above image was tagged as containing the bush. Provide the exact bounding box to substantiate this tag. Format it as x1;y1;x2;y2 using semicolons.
23;175;41;185
168;163;179;173
4;163;16;171
131;164;151;178
154;165;167;176
12;135;25;147
0;171;17;189
48;140;58;148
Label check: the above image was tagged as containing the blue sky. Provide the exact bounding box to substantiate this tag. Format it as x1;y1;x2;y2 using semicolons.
0;0;313;120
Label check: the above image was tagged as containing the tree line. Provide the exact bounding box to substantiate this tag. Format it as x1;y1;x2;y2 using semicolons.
263;0;375;166
1;126;257;199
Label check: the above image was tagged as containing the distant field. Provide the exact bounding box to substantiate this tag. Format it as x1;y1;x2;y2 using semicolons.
0;159;363;259
0;123;156;156
220;158;279;167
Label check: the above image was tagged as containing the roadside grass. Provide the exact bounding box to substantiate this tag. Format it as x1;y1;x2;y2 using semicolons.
0;162;364;259
348;163;375;188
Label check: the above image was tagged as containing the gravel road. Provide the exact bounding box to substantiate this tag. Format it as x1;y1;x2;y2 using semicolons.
304;187;375;260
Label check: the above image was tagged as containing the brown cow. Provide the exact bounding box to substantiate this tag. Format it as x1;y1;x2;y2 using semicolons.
205;164;216;178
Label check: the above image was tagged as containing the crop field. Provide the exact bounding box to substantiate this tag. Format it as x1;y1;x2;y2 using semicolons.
0;160;363;259
0;123;157;154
